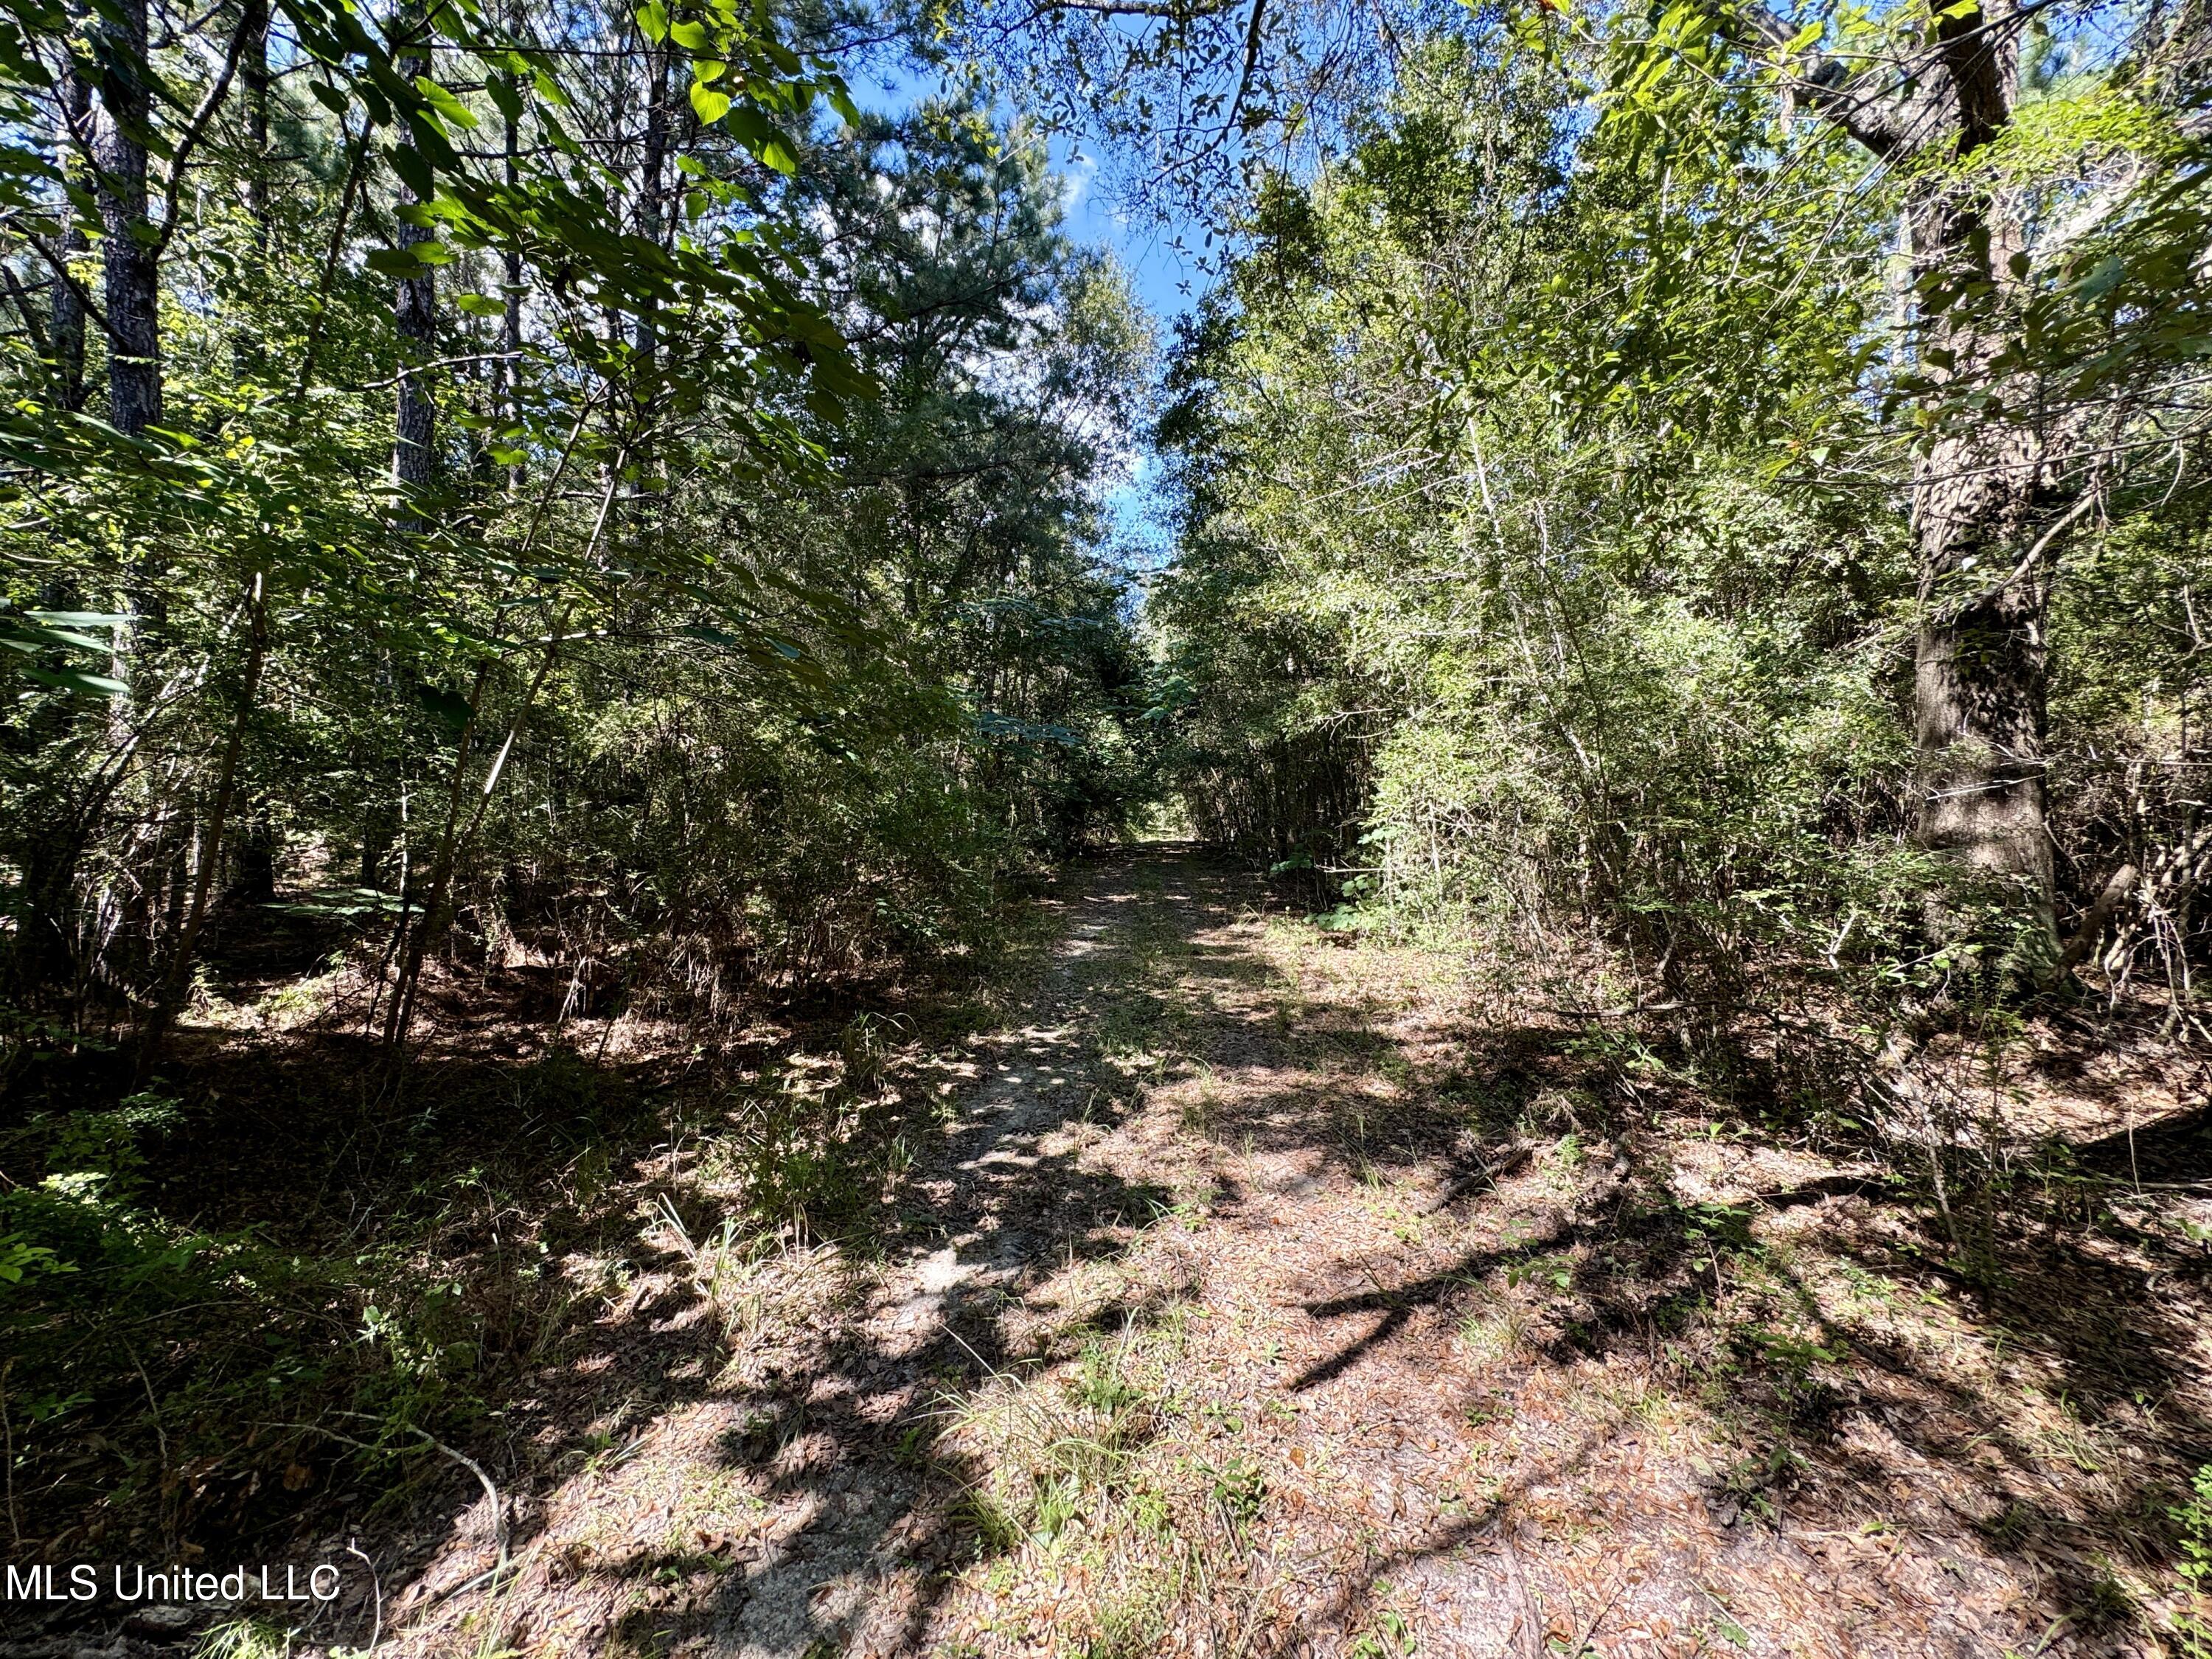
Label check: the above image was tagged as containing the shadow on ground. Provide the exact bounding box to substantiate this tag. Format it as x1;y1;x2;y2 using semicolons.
10;846;2210;1658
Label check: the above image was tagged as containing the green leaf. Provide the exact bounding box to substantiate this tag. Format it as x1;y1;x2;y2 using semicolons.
266;887;406;919
27;627;105;651
414;684;474;734
387;142;437;200
723;105;796;171
689;83;732;124
2077;256;2126;299
24;611;128;628
456;292;506;316
366;246;432;279
1;611;122;660
413;75;480;131
21;665;126;698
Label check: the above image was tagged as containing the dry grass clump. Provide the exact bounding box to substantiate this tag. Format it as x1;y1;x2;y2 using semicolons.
647;1194;840;1344
929;1326;1289;1656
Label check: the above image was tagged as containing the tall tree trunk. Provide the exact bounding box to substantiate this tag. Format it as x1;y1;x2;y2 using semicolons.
51;218;89;414
626;43;672;537
236;0;271;377
498;77;524;491
91;0;159;437
636;44;672;367
1907;8;2059;955
243;0;268;239
90;0;159;741
1910;270;2057;945
394;20;437;505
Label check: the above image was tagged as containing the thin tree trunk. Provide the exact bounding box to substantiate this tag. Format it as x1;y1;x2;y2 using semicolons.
498;77;524;491
382;629;567;1048
380;412;626;1048
636;43;672;366
141;576;268;1062
243;0;269;240
234;0;272;378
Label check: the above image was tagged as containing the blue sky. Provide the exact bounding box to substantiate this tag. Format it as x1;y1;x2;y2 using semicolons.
1050;130;1192;579
1046;138;1208;325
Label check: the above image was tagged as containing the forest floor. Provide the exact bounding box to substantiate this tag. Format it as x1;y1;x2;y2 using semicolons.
15;846;2212;1658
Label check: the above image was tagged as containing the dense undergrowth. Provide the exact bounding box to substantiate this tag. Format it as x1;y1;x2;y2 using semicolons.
1144;32;2212;1026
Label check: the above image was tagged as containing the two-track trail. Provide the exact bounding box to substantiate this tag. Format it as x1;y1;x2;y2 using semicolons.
375;847;2208;1659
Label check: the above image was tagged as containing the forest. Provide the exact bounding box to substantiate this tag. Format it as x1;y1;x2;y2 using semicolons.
1;0;2209;1651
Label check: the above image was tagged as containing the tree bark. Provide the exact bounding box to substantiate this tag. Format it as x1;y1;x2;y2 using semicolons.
1910;352;2057;943
91;0;159;437
1907;11;2062;953
636;42;672;364
496;74;524;490
52;38;91;413
2052;858;2137;983
229;0;270;389
243;0;269;238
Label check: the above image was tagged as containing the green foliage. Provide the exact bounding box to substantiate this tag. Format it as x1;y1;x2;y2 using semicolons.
1349;1609;1417;1659
1148;9;2211;1018
1150;38;1916;986
0;10;1152;1025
